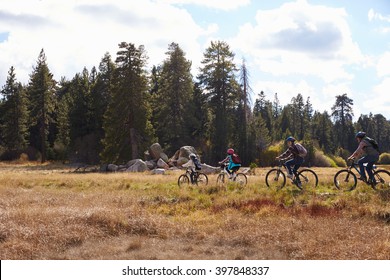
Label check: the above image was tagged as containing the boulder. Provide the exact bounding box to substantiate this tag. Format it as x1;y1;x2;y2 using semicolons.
160;152;169;163
199;163;220;174
178;146;197;159
157;158;170;169
176;156;189;167
149;143;164;160
145;160;156;170
126;159;148;172
107;164;118;172
151;168;166;175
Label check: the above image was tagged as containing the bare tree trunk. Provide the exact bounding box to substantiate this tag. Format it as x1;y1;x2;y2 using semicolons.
129;127;138;159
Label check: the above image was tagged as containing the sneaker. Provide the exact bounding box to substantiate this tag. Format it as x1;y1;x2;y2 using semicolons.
287;173;293;179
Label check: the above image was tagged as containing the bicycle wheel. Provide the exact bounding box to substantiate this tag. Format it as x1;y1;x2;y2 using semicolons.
372;170;390;191
233;173;247;186
265;169;286;189
217;173;226;186
178;174;190;187
195;172;208;186
297;169;318;189
334;170;357;191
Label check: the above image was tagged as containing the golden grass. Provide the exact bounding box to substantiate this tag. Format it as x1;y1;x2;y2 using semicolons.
0;163;389;260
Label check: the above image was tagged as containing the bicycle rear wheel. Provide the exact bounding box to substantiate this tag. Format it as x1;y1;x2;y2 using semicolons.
298;169;318;189
178;174;190;187
233;173;247;186
334;170;357;191
265;169;286;190
372;170;390;191
195;172;208;186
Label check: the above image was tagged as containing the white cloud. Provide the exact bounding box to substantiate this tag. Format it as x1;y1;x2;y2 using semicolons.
368;8;390;22
365;77;390;114
156;0;250;11
377;52;390;77
0;0;206;85
230;0;364;83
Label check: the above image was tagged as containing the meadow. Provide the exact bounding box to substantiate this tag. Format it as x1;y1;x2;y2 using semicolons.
0;162;389;260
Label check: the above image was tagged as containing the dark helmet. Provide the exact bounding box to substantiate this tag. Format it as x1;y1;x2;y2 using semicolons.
355;131;366;139
227;148;234;155
286;136;296;142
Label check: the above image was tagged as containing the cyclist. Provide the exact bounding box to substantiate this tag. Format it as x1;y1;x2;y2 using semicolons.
276;136;305;180
218;148;241;179
182;153;202;184
347;131;380;183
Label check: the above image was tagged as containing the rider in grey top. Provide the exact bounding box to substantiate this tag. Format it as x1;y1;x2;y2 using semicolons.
348;131;380;183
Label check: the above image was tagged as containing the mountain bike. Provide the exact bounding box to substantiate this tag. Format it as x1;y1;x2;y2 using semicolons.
334;159;390;191
177;167;208;187
216;163;247;186
265;159;318;190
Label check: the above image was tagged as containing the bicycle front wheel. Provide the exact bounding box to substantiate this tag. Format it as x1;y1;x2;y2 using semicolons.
234;173;247;186
334;170;357;191
195;172;208;186
217;173;226;186
298;169;318;189
178;174;190;187
372;170;390;191
265;169;286;189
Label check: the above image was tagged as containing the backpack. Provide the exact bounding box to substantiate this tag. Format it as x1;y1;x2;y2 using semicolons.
192;157;202;170
232;153;242;164
365;137;379;152
295;143;307;157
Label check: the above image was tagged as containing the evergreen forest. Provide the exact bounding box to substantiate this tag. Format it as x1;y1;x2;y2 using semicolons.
1;41;390;166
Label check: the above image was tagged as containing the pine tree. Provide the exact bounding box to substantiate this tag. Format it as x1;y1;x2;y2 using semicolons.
154;42;194;153
235;58;252;163
54;77;71;159
27;49;57;162
331;93;354;151
0;66;28;153
312;111;334;153
197;40;239;162
101;42;153;163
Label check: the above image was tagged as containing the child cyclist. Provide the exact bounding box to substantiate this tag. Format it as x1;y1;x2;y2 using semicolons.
182;153;202;184
218;148;241;179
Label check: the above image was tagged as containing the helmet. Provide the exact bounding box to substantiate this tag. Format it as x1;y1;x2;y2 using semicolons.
189;153;196;159
355;131;366;139
227;148;234;155
286;136;296;142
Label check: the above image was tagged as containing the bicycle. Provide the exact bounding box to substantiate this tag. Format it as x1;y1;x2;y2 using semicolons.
334;159;390;191
177;167;208;187
216;163;247;186
265;159;318;190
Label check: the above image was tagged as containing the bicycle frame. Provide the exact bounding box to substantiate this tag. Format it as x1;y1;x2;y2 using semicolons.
277;159;300;181
217;163;247;186
265;159;318;190
347;160;376;183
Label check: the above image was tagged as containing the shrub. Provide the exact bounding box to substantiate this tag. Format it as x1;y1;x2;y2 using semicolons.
312;150;337;167
260;142;283;167
330;155;347;167
379;153;390;164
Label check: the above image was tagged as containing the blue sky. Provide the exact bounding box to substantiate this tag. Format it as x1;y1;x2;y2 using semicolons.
0;0;389;119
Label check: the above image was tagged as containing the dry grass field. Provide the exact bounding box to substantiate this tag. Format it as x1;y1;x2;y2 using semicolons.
0;162;389;260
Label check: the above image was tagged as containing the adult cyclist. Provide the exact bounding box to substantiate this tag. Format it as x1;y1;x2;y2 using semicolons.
347;131;380;183
276;136;305;180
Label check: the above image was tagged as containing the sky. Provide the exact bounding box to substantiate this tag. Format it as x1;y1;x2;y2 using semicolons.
0;0;390;119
